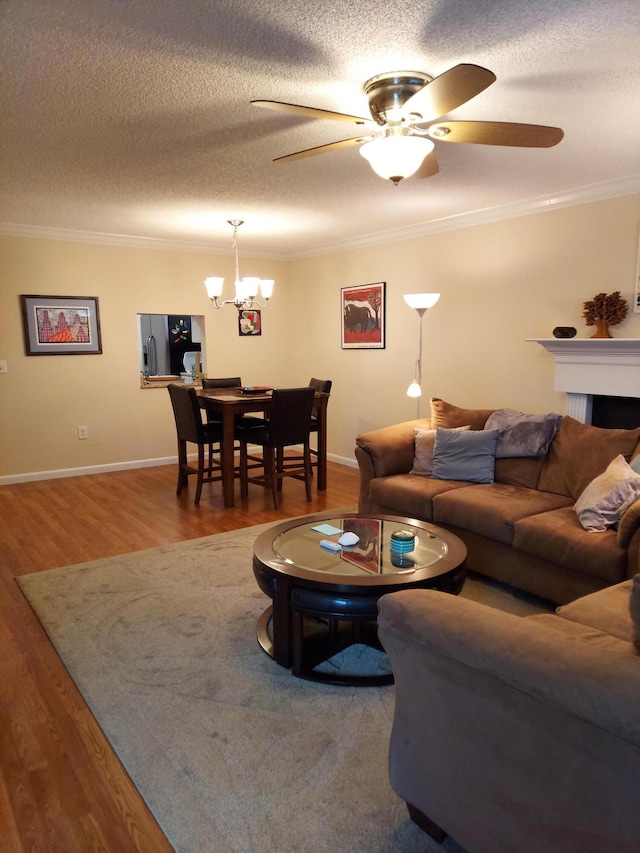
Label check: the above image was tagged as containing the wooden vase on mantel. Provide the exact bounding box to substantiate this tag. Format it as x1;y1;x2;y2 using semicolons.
591;318;612;339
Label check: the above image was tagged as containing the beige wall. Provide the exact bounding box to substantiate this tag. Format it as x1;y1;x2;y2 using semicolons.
1;192;639;481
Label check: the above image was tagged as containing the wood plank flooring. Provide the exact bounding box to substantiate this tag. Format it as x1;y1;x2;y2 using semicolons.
0;460;361;852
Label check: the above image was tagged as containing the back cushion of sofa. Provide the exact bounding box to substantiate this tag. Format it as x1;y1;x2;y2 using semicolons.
494;456;546;489
430;397;495;430
538;416;640;499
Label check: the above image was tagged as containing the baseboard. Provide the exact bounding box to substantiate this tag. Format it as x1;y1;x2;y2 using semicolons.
0;450;358;485
0;456;177;485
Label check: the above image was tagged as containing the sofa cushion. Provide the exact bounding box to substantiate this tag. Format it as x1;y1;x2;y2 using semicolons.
430;397;495;430
369;474;469;520
513;506;626;584
494;456;546;490
410;425;470;476
432;427;499;484
574;454;640;533
556;579;634;642
525;612;633;652
432;483;572;545
537;416;640;500
484;408;562;458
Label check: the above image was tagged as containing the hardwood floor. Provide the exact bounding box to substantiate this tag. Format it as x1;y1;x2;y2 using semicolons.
0;461;360;852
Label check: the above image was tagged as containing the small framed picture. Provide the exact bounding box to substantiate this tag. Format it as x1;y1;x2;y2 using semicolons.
238;309;261;336
341;282;385;349
20;295;102;355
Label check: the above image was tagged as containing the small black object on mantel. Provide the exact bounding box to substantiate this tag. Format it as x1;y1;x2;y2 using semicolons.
553;326;577;339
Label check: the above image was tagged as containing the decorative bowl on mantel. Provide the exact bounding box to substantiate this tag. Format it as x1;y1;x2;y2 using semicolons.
552;326;577;339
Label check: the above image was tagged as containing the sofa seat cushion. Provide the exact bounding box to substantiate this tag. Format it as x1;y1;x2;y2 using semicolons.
525;612;634;652
432;484;572;545
513;506;626;584
368;474;470;520
555;580;634;642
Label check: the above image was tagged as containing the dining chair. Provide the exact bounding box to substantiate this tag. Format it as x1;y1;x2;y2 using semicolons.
284;378;332;475
167;383;224;505
236;387;316;509
201;376;264;468
308;377;332;465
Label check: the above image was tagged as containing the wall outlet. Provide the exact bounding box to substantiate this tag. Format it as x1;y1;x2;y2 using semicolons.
0;360;7;373
77;426;88;440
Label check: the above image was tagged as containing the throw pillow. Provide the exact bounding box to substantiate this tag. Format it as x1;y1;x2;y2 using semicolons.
484;408;562;458
411;425;470;475
431;427;500;484
574;454;640;533
630;574;640;654
430;397;495;430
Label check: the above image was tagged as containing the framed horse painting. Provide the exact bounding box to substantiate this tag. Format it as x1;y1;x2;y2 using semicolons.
340;282;385;349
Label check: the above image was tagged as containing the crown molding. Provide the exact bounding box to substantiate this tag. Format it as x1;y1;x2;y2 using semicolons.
1;175;638;261
291;175;640;259
0;223;287;260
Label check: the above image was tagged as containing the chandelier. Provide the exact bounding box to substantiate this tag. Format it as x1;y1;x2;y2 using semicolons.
204;220;274;310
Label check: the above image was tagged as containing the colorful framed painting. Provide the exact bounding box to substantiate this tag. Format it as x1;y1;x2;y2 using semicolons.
20;295;102;355
341;282;385;349
238;309;262;336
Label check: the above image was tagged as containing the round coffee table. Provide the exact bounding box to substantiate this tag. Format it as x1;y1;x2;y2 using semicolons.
252;512;467;685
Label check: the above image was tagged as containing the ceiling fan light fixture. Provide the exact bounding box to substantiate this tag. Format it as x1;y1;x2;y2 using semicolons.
360;134;434;184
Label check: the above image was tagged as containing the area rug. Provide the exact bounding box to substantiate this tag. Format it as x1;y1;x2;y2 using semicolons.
18;516;552;853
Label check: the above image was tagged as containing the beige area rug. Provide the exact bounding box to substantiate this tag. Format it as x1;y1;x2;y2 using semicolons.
18;516;552;853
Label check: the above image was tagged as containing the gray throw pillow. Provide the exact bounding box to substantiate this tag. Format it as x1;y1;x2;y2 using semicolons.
484;408;562;458
411;425;470;475
431;427;500;483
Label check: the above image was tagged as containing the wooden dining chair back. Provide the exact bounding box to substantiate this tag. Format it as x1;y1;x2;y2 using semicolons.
237;386;316;509
167;383;224;505
201;377;242;423
309;376;332;436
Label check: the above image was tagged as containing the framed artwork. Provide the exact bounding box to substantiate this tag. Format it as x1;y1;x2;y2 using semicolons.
20;294;102;355
238;309;261;336
341;282;385;349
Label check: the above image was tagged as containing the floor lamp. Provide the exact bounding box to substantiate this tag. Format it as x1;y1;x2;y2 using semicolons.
403;293;440;417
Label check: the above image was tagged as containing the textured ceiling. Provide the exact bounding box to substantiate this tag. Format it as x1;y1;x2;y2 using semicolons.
1;0;639;256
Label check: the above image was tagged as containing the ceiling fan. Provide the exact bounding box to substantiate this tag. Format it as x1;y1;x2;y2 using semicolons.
251;64;564;184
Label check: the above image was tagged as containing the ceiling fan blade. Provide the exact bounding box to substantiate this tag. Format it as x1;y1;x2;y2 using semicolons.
416;152;439;179
427;121;564;147
274;135;374;163
404;64;496;123
251;100;371;125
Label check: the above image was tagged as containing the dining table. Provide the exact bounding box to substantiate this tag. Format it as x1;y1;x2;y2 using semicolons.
196;386;329;508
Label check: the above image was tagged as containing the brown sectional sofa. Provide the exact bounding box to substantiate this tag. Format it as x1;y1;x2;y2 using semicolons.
355;398;640;604
377;574;640;853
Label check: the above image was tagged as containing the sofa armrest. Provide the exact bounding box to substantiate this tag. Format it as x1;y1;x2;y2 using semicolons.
618;498;640;549
355;418;430;479
378;589;640;745
355;418;430;513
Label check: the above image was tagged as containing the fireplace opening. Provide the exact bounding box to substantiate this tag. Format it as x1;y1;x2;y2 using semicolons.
591;396;640;430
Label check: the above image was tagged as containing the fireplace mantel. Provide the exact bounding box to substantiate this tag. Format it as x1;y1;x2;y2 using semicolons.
527;338;640;422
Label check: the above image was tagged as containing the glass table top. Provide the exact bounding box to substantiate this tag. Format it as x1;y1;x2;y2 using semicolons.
273;516;448;577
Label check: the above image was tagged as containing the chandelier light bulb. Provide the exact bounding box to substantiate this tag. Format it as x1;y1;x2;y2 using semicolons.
407;380;422;398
